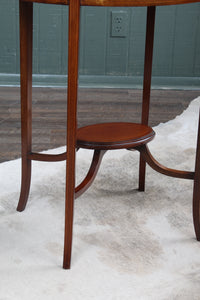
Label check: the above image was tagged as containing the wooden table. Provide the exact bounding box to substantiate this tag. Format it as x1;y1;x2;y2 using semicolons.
17;0;200;269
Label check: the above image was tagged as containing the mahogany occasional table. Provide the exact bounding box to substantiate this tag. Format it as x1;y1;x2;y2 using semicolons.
17;0;200;269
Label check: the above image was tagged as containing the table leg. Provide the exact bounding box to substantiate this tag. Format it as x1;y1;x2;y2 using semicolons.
139;6;156;191
17;1;33;212
63;0;80;269
193;110;200;240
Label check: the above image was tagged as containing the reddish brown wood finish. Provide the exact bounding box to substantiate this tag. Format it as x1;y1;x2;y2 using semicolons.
136;144;194;179
22;0;200;6
82;0;200;6
75;150;106;198
141;7;156;128
17;1;33;212
139;6;156;192
193;111;200;240
17;0;200;270
77;122;155;150
22;0;69;3
29;152;67;161
63;0;80;270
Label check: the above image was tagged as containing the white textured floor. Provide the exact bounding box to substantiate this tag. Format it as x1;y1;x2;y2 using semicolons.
0;97;200;299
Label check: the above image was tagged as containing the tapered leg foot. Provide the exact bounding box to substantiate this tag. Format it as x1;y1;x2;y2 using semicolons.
193;183;200;241
63;170;74;270
193;112;200;241
63;250;72;269
138;155;146;191
17;159;32;212
63;164;75;270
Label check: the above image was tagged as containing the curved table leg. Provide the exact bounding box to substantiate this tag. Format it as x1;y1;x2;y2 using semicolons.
135;144;194;180
17;160;32;212
75;150;106;199
136;123;200;241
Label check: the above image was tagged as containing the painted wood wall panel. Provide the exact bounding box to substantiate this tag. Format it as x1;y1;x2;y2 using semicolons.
79;7;107;75
153;6;177;76
0;1;199;87
106;8;130;75
0;0;18;73
172;4;200;76
194;12;200;76
127;8;146;76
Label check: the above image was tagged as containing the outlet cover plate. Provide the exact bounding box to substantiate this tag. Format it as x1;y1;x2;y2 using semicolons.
111;11;128;37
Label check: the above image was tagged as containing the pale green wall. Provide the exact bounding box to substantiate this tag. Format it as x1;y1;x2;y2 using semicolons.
0;0;200;88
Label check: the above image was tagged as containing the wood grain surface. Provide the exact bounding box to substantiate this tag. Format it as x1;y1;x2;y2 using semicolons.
22;0;200;6
77;122;155;149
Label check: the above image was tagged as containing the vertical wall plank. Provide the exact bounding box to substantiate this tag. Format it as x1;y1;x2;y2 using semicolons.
79;7;107;75
153;5;177;76
33;3;39;74
106;8;130;75
0;0;17;73
15;1;20;74
172;3;200;76
60;5;68;76
38;4;62;74
194;9;200;76
128;7;146;76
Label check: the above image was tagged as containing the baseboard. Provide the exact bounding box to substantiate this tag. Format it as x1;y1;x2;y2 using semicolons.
0;73;199;90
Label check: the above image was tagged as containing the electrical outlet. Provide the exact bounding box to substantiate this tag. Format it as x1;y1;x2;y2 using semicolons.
111;11;128;37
